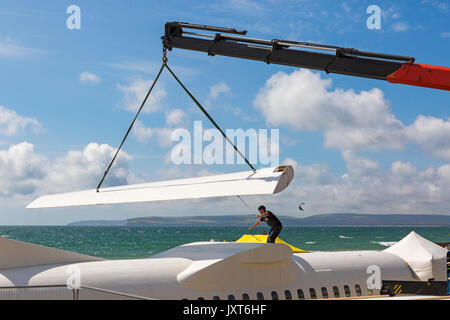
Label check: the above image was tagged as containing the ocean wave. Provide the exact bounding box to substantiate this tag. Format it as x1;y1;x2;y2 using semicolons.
305;241;316;245
371;241;397;247
1;235;10;238
339;235;353;239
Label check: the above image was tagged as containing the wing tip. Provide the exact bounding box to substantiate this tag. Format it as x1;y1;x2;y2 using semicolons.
273;165;294;194
25;200;38;209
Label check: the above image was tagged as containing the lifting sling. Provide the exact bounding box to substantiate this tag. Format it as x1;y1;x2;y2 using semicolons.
97;49;255;192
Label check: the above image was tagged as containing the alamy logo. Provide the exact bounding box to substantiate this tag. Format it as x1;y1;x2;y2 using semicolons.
170;121;279;167
366;5;382;30
366;265;382;290
66;5;81;30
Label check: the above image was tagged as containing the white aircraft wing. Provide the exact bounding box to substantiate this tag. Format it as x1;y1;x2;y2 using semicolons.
26;165;294;209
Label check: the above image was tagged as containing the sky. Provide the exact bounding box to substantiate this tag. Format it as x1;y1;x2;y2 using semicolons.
0;0;449;225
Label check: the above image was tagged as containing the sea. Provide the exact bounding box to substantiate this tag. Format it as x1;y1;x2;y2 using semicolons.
0;226;449;260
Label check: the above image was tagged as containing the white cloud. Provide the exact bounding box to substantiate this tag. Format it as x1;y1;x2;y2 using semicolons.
117;76;167;113
392;22;410;32
254;69;450;160
254;69;406;151
246;68;450;214
209;82;231;100
0;38;44;57
133;120;153;143
381;4;400;20
274;156;450;215
440;32;450;38
0;142;47;197
0;105;42;136
166;109;186;126
3;142;450;216
154;128;176;148
0;142;132;198
79;71;101;84
45;143;131;192
132;120;175;147
405;115;450;160
391;161;417;177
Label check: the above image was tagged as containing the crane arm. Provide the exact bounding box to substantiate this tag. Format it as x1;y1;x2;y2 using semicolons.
162;22;450;91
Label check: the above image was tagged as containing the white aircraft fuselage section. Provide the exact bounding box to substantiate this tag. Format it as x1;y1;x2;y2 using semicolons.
0;241;416;300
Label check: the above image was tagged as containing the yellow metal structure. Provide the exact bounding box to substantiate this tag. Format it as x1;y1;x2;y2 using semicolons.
235;234;308;253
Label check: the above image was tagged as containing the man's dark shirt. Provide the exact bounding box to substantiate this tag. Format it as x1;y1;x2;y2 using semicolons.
260;211;282;228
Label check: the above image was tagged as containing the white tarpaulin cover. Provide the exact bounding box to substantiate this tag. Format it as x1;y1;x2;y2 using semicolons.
384;231;448;281
26;165;294;209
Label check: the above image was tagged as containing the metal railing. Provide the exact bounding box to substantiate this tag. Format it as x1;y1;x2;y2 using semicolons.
0;285;156;300
0;285;74;300
79;285;155;300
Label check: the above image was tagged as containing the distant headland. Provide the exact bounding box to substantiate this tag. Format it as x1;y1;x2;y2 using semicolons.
67;213;450;227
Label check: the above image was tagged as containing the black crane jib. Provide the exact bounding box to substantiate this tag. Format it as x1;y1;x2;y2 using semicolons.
162;22;450;91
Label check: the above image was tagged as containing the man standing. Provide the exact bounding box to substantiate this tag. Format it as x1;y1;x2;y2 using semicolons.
248;205;283;243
